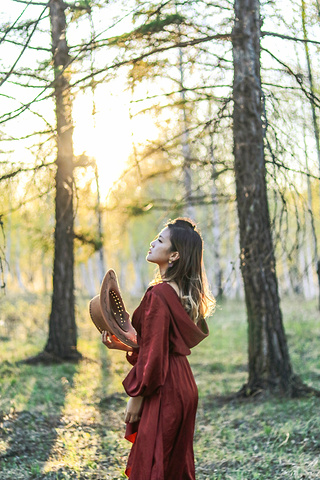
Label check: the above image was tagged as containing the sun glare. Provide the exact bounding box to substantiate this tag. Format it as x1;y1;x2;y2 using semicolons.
73;93;131;198
73;87;159;200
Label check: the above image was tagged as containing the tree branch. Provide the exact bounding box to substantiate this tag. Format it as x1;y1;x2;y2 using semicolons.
11;0;48;5
0;161;55;182
3;38;51;52
0;0;34;44
1;187;54;217
0;30;231;125
0;4;49;87
262;30;320;46
262;47;320;108
71;33;232;88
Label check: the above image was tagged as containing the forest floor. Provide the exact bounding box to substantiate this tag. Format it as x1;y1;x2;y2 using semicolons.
0;294;320;480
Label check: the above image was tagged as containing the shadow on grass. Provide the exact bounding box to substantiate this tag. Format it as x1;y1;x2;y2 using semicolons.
191;361;248;374
98;391;127;411
0;361;78;479
200;382;320;412
91;343;130;479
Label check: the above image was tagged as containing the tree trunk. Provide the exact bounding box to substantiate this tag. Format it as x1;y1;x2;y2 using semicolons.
44;0;80;361
208;117;223;299
232;0;296;395
15;229;26;291
4;211;11;289
94;162;106;284
280;251;292;296
177;12;194;219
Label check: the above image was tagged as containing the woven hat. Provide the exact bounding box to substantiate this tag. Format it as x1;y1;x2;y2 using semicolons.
89;269;138;348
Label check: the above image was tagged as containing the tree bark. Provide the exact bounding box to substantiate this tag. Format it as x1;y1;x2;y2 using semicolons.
208;109;223;299
179;71;194;218
94;162;106;284
176;8;195;219
232;0;295;394
44;0;80;361
15;228;26;291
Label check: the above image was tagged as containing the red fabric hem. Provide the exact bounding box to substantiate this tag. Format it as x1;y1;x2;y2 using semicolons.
125;466;131;478
125;431;137;444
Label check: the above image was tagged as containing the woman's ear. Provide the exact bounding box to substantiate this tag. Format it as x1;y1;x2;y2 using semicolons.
169;251;180;262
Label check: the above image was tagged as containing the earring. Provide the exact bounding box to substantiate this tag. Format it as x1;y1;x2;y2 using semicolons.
168;261;173;267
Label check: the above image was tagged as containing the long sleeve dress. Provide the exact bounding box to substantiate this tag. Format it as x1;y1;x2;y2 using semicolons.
122;282;209;480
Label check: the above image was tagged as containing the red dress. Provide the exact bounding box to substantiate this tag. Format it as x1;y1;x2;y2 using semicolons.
122;282;209;480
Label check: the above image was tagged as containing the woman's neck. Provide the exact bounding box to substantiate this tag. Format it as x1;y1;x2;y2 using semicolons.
159;266;167;278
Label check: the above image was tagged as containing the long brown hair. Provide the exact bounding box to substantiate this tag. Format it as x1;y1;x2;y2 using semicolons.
162;218;215;322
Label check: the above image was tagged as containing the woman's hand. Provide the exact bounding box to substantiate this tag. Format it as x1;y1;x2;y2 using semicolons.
125;396;144;424
101;331;133;352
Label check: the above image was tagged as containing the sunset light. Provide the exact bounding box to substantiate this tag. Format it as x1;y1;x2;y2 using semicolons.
72;87;159;198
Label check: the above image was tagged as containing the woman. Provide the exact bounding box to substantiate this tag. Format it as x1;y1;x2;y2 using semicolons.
102;218;215;480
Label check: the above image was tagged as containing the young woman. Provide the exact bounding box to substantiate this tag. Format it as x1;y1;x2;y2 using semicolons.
102;218;215;480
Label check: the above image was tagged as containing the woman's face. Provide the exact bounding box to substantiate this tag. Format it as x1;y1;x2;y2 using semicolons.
146;227;178;270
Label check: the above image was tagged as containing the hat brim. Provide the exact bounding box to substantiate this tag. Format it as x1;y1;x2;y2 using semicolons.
89;269;138;348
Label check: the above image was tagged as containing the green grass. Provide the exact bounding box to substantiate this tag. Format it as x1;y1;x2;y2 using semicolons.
0;294;320;479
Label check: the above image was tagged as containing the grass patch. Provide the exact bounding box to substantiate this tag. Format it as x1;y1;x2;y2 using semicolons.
0;294;319;479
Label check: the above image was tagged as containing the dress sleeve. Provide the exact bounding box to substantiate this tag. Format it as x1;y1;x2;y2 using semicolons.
122;290;170;397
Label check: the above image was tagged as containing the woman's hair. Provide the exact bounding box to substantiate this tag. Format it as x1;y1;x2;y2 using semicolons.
158;217;215;322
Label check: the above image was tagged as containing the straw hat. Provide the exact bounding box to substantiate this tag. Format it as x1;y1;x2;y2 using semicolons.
89;269;138;348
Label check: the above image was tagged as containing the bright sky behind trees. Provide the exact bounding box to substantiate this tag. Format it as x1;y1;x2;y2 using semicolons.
0;0;161;197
